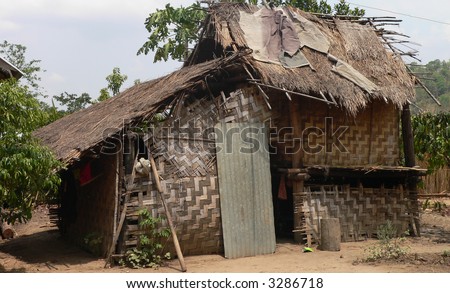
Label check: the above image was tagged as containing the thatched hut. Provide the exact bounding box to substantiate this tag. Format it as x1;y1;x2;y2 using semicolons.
35;3;425;259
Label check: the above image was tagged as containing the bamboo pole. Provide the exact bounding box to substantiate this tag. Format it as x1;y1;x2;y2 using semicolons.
289;97;306;244
401;104;421;236
406;67;442;106
148;150;187;272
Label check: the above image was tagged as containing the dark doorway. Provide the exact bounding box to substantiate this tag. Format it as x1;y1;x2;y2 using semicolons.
272;172;294;240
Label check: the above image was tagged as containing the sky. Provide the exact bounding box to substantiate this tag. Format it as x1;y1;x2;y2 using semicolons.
1;0;450;105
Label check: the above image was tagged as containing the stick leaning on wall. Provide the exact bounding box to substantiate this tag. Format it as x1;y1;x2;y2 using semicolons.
148;148;187;272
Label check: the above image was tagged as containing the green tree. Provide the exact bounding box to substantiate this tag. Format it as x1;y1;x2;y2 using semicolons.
411;59;450;113
98;87;111;102
138;0;364;63
39;99;65;125
53;92;93;114
412;113;450;171
0;79;62;224
137;2;206;62
106;67;128;96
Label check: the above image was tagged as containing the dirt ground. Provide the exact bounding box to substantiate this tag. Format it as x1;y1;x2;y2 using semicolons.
1;199;449;273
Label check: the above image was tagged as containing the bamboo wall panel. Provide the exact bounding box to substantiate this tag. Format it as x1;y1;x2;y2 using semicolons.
303;100;399;166
150;87;273;179
270;98;400;166
294;184;413;244
122;175;222;255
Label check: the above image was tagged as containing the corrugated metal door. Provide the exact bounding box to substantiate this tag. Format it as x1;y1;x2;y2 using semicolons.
215;122;276;259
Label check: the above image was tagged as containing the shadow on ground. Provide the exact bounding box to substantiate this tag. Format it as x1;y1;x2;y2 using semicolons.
0;229;99;269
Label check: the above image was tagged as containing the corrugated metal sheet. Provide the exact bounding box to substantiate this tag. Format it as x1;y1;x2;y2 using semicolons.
215;122;276;259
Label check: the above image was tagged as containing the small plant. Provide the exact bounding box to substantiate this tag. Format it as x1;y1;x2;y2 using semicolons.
83;232;103;256
364;221;409;262
421;199;448;212
433;201;447;213
442;250;450;257
124;209;171;269
422;198;430;211
376;220;397;243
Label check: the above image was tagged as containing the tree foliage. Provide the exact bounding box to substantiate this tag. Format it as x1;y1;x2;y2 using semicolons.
0;79;62;224
98;88;111;102
412;112;450;171
50;66;128;116
138;0;364;63
137;2;206;62
53;92;93;114
106;67;128;96
411;60;450;113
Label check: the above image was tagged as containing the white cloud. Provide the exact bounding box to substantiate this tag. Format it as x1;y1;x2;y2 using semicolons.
1;0;197;21
0;20;20;32
48;72;65;83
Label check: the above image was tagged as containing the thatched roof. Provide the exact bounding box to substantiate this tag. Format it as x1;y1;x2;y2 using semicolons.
34;54;244;164
188;3;415;114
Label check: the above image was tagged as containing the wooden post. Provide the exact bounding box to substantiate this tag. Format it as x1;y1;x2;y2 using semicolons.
319;218;341;251
148;151;187;272
401;105;416;168
113;150;120;246
289;98;305;243
1;221;16;239
401;104;420;236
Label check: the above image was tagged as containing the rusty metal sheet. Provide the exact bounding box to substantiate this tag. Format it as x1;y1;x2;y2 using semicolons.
215;122;276;259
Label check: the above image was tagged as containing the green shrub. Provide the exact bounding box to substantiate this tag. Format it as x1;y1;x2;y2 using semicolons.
124;209;171;269
83;232;103;256
364;221;409;262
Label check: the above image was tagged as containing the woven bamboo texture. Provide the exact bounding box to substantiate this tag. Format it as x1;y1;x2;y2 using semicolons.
294;184;413;244
149;87;273;179
121;175;222;255
269;98;400;166
301;100;399;166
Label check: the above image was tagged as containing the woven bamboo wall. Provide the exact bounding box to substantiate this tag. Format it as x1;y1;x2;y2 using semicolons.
150;86;273;178
294;184;413;244
270;97;400;166
122;175;222;255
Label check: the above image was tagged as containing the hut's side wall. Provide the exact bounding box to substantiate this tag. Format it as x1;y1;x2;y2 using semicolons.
60;153;117;256
297;184;412;244
271;98;400;166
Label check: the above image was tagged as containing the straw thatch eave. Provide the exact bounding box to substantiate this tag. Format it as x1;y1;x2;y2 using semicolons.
189;3;415;115
34;53;245;165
